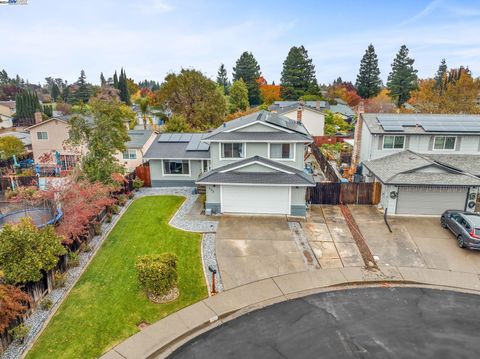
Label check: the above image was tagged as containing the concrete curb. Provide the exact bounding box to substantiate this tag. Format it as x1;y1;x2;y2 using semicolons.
100;266;480;359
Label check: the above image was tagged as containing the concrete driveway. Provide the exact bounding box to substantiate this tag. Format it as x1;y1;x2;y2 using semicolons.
216;216;307;290
349;205;480;274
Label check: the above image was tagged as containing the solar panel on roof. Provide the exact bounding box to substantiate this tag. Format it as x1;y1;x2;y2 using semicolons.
179;133;193;142
158;133;172;142
169;133;182;141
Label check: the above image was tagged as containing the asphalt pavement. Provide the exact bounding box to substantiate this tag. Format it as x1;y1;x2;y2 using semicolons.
168;287;480;359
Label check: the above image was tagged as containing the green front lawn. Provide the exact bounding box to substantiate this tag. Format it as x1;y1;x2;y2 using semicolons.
26;196;207;359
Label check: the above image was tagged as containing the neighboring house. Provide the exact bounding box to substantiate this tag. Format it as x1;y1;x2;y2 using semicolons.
197;111;315;216
275;104;325;136
143;133;211;187
0;131;32;152
25;117;84;169
0;101;16;114
114;129;157;172
270;99;355;119
359;113;480;215
0;104;14;129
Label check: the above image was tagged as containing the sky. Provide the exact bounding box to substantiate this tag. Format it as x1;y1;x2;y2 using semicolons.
1;0;480;86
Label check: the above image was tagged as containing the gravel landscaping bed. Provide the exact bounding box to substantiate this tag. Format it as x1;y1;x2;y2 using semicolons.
202;233;224;293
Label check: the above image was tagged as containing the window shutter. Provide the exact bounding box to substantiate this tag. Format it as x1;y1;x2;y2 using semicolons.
377;135;384;150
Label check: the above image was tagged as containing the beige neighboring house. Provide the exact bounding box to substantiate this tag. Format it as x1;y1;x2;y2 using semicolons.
0;104;14;129
276;104;325;136
25;117;84;168
114;129;157;172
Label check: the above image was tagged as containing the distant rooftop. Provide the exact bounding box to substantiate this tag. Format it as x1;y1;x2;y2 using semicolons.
363;113;480;134
269;100;355;117
126;130;153;149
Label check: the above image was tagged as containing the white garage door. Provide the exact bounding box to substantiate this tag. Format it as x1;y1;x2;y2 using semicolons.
396;186;467;215
221;185;290;215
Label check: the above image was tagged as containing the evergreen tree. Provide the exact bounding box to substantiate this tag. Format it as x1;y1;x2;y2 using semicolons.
232;52;261;106
113;71;119;89
387;45;418;107
100;72;107;86
434;59;447;89
216;64;230;94
51;82;60;102
118;68;131;105
280;45;319;100
355;44;382;99
229;79;249;112
75;70;91;104
43;104;53;117
14;91;41;121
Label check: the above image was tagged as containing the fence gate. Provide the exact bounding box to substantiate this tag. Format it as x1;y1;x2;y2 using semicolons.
308;182;381;205
135;163;151;187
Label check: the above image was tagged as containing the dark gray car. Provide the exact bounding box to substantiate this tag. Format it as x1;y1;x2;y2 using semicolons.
441;210;480;249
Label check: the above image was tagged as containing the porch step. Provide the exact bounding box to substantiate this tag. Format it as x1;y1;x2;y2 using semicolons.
196;184;206;194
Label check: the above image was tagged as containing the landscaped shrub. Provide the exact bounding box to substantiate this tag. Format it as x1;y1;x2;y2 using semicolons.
127;192;134;199
67;251;80;268
117;194;128;206
8;323;30;343
110;204;120;215
53;271;67;288
0;284;31;332
135;253;178;301
93;222;102;236
80;242;92;253
132;179;144;191
40;298;52;311
105;213;113;223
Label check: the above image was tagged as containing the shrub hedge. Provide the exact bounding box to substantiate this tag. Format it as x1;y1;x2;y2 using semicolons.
135;253;178;296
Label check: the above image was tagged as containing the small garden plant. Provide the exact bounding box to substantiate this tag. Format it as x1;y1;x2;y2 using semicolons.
132;178;144;191
135;253;179;303
9;323;30;343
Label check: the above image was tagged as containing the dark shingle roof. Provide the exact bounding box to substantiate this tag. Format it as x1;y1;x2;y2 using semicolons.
126;130;153;149
203;132;309;142
363;150;480;186
196;156;315;186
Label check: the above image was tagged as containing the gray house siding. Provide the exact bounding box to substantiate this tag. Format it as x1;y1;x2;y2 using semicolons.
150;159;204;187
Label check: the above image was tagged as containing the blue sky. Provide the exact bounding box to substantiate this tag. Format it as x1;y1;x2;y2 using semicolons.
1;0;479;85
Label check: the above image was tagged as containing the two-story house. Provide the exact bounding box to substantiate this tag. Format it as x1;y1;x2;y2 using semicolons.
144;111;315;216
359;113;480;215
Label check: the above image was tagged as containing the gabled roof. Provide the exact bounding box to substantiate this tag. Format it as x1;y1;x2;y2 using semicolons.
143;133;210;159
269;100;355;117
203;110;312;142
363;150;480;186
196;156;315;186
126;130;154;149
25;117;68;130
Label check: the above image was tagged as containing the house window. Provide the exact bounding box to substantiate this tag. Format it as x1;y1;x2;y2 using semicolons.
221;143;243;158
270;143;293;159
37;131;48;140
122;149;137;160
383;135;405;149
164;160;190;175
434;136;456;150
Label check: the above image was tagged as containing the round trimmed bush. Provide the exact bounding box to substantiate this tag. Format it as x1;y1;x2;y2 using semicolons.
135;253;178;298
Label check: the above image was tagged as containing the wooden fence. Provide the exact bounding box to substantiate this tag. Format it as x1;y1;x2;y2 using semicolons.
308;182;382;205
135;163;151;187
311;143;341;182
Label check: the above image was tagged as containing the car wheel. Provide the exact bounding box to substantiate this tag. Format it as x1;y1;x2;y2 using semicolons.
457;235;466;248
441;216;448;228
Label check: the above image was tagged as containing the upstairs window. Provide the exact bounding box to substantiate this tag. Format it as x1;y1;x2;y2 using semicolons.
222;143;243;159
383;135;405;149
270;143;293;159
37;131;48;140
122;149;137;160
434;136;456;150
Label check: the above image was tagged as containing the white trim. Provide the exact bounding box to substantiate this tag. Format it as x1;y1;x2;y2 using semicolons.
161;159;192;177
220;185;223;213
432;136;457;151
204;139;308;143
220;160;294;174
197;182;315;187
267;143;296;162
145;157;209;160
219;142;246;161
382;135;405;150
288;186;292;215
224;120;293;134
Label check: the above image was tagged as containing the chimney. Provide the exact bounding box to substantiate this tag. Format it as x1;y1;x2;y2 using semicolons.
316;100;321;110
296;106;303;122
34;111;42;124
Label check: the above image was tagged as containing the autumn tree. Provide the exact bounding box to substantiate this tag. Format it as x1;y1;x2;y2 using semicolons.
229;79;249;112
216;64;230;94
387;45;418;106
164;114;191;132
233;52;262;106
364;89;397;113
68;94;135;183
280;45;319;100
0;218;66;284
0;284;31;332
0;135;25;160
355;44;382;99
155;69;226;130
260;81;282;105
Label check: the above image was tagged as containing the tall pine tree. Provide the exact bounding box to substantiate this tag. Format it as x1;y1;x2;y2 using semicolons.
280;45;319;100
355;44;382;99
118;68;131;105
100;72;107;87
75;70;91;104
51;82;60;102
387;45;418;107
232;52;261;106
216;64;230;94
113;71;119;89
434;59;447;90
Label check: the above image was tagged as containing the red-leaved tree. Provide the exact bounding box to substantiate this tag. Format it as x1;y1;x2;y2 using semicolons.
0;284;32;332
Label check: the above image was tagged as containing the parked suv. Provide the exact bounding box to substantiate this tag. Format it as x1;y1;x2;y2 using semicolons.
441;210;480;249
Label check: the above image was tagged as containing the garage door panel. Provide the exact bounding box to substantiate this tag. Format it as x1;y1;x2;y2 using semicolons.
396;187;467;215
222;186;290;215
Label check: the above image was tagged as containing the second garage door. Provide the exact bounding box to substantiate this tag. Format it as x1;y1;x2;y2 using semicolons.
221;185;290;215
396;186;467;215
